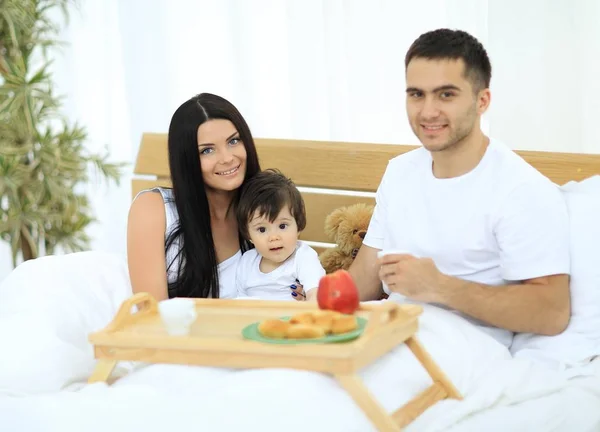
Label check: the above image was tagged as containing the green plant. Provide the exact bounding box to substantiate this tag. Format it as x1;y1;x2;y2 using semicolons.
0;0;126;266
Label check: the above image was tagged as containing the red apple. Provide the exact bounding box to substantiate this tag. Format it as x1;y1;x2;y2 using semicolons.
317;270;360;314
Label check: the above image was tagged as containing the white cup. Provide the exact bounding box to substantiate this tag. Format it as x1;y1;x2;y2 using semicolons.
158;298;197;336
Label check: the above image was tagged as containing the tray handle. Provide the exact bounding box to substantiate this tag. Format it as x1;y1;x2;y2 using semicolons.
104;292;158;332
360;302;422;336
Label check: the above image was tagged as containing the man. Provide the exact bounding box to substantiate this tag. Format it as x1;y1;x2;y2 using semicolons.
350;29;571;348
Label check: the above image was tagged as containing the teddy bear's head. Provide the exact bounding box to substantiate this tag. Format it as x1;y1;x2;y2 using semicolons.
324;202;374;257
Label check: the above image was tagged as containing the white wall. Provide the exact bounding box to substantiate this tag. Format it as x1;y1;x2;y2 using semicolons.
2;0;599;281
486;0;600;153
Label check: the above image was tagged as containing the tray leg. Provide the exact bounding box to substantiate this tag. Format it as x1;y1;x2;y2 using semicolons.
405;336;462;399
392;382;448;428
390;336;462;429
335;374;399;432
88;359;118;384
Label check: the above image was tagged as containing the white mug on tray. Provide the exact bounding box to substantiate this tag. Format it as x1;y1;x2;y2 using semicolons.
158;298;197;336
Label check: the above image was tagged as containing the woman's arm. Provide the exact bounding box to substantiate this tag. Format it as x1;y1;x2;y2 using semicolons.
126;191;169;301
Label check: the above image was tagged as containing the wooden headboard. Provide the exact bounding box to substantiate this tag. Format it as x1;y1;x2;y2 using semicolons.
133;133;600;254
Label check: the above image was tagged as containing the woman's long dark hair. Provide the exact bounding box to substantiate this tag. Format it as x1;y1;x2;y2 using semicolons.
165;93;260;298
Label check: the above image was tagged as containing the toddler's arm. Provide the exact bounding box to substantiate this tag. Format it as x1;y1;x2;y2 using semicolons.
295;243;326;300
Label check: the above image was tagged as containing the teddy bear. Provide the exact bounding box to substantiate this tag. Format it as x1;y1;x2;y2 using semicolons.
319;202;374;274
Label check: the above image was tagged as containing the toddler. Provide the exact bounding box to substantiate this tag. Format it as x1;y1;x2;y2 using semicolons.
235;169;325;301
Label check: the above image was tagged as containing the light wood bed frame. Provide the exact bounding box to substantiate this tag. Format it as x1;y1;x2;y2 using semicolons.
133;133;600;255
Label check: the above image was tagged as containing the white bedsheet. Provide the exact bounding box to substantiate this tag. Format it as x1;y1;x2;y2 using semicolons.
0;252;599;432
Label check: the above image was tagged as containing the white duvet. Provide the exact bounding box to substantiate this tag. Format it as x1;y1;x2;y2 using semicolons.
0;252;599;432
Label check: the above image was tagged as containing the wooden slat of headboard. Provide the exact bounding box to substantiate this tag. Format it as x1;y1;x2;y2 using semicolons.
134;134;407;192
135;133;600;190
310;246;330;257
256;139;411;192
134;133;170;176
132;178;171;199
131;178;373;244
299;193;375;243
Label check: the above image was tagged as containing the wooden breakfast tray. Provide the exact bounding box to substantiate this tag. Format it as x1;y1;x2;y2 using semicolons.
88;293;461;431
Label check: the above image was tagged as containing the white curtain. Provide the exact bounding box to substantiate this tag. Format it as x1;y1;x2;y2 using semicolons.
1;0;599;280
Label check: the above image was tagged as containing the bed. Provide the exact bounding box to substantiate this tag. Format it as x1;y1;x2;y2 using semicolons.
0;136;599;432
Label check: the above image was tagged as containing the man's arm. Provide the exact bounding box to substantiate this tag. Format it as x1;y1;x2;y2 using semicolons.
379;254;571;335
349;245;384;301
351;162;393;301
440;273;570;336
476;178;571;335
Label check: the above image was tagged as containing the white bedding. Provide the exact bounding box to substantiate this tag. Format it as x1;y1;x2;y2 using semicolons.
0;251;599;432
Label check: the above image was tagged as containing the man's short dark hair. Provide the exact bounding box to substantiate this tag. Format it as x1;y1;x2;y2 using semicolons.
405;29;492;92
236;168;306;240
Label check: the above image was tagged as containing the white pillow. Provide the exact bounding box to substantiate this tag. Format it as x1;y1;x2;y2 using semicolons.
511;175;600;368
0;251;132;395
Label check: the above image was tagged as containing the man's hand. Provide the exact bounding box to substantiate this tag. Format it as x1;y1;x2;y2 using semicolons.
378;254;446;303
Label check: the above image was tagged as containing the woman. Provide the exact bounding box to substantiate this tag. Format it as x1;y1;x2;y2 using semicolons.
127;93;303;301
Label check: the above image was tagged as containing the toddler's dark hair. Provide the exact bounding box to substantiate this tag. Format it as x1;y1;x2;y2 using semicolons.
236;168;306;240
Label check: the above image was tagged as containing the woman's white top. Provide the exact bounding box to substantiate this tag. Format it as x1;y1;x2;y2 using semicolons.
133;187;240;298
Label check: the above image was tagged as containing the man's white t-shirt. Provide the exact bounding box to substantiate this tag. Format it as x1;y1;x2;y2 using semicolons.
236;241;326;301
363;139;570;347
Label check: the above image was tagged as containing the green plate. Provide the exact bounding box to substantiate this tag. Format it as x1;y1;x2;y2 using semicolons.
241;316;368;345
